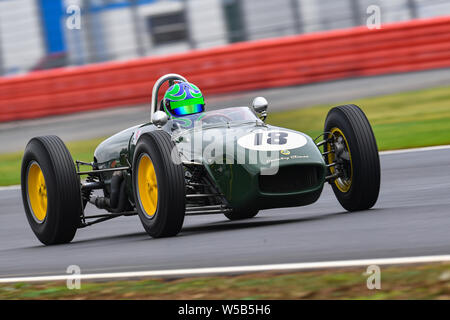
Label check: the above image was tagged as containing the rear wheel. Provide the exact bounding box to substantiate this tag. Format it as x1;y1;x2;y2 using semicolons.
324;105;380;211
132;131;186;238
224;208;259;220
21;136;82;245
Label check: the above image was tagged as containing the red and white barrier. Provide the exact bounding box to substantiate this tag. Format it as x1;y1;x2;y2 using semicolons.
0;16;449;122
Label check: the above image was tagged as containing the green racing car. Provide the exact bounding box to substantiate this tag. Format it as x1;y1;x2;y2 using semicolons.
21;73;381;245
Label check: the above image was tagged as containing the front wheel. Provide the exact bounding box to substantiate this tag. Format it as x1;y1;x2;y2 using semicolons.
324;105;380;211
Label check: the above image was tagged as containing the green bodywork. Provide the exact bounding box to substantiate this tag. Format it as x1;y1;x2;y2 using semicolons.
93;107;327;211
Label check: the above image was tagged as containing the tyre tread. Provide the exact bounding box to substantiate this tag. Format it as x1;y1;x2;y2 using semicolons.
325;105;380;211
21;135;81;245
133;130;185;238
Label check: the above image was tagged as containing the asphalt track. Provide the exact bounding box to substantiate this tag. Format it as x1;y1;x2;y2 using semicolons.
0;146;449;279
1;68;450;153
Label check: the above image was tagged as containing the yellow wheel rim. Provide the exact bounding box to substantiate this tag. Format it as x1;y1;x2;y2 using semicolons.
27;162;47;222
137;154;158;218
327;127;353;193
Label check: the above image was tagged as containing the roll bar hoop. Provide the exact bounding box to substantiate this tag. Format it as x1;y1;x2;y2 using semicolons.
150;73;188;120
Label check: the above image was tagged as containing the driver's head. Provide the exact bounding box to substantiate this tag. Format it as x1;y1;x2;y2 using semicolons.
163;81;205;118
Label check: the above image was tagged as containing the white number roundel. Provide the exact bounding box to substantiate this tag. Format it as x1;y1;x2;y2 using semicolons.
237;130;307;151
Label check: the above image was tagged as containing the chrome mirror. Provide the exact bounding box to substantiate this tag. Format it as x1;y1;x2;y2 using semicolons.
252;97;268;121
152;111;169;128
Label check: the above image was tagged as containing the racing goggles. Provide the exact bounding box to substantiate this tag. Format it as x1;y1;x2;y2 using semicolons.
170;98;205;116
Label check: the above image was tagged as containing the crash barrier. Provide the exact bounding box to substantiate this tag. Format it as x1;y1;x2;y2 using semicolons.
1;16;450;122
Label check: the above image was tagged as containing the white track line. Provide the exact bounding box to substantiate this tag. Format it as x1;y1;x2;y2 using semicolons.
379;144;450;155
0;255;449;284
0;185;20;191
1;144;449;192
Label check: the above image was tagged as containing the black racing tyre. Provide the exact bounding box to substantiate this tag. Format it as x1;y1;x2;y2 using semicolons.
224;208;259;220
132;130;186;238
324;104;380;211
21;136;82;245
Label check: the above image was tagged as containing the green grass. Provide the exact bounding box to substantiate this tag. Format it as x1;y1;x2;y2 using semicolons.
0;263;449;299
268;85;450;150
1;85;450;186
0;137;106;186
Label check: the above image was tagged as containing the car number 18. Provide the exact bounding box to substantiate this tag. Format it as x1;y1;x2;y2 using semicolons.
238;130;307;151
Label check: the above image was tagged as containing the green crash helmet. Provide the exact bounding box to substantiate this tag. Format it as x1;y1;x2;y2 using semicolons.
163;82;205;118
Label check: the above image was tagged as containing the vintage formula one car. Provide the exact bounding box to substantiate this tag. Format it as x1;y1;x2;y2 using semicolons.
21;74;380;245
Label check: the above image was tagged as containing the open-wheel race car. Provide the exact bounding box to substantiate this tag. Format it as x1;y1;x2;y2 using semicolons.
21;74;381;245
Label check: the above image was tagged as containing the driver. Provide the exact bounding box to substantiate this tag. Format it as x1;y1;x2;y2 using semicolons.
162;81;205;119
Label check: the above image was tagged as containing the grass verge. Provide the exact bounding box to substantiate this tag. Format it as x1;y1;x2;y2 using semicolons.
269;85;450;150
1;85;450;186
0;137;106;186
1;262;449;299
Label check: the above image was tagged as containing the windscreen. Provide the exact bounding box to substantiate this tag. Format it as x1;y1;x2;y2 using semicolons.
171;107;259;130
